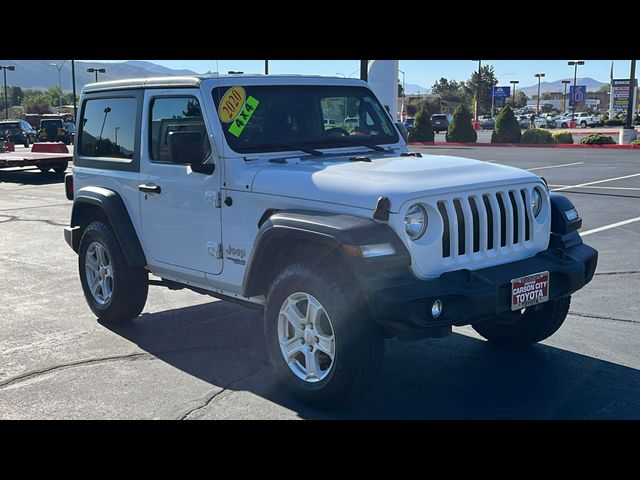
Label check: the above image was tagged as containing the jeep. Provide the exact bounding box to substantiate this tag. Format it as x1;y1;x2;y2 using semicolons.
64;75;598;408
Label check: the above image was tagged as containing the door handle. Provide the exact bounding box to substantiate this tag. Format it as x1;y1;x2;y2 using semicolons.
139;184;161;194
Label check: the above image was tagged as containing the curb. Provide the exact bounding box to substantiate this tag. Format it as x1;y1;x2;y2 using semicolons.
409;142;640;149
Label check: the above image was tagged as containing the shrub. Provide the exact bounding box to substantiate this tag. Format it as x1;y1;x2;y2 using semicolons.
605;119;626;127
491;106;521;143
552;131;574;144
579;133;616;145
446;104;477;143
634;115;640;126
407;109;434;142
631;138;640;145
521;128;553;144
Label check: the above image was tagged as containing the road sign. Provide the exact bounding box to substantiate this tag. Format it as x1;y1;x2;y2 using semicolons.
493;86;510;98
569;85;586;108
611;78;638;113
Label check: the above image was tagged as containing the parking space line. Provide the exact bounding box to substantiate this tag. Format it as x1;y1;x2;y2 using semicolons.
528;162;584;171
581;216;640;237
548;184;640;191
553;172;640;192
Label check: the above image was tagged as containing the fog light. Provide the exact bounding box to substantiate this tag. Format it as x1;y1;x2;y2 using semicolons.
431;299;443;318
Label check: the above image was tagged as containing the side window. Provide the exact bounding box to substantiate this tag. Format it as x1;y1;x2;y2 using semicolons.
79;97;137;160
149;96;211;163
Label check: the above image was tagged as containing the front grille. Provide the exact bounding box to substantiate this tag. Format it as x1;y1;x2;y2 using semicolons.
439;189;533;259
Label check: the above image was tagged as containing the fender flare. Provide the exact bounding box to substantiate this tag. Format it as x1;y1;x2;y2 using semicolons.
70;186;147;268
242;210;410;297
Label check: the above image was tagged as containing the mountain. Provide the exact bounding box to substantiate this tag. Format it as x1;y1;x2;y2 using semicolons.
404;83;428;95
0;60;202;92
519;77;607;96
123;61;197;76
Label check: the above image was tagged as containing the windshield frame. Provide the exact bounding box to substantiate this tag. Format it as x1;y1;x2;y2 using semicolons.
211;84;400;155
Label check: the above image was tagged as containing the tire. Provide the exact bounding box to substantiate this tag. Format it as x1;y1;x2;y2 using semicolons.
472;297;571;348
561;123;567;129
78;221;148;323
581;121;587;128
53;161;68;174
23;137;29;148
264;263;384;409
38;167;52;173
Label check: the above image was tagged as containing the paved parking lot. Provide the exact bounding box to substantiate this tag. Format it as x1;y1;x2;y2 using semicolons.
0;146;639;419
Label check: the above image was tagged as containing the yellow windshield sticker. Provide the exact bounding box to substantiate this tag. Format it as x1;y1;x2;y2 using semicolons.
228;96;260;138
218;86;247;123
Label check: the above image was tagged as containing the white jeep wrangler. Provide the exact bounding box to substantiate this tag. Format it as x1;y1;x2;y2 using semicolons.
64;75;598;408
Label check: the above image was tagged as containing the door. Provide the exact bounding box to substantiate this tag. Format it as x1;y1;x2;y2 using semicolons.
139;90;223;276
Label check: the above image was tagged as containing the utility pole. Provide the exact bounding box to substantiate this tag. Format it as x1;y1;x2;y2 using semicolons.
625;59;636;130
535;73;545;114
472;60;482;121
510;80;519;107
71;60;77;121
360;60;368;82
264;60;269;75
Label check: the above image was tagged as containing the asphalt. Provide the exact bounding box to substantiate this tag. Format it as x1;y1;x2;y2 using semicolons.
0;145;638;419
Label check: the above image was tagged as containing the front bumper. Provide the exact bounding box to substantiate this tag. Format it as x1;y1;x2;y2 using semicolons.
371;240;597;340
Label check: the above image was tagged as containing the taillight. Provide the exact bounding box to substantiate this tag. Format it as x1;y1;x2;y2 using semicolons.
64;173;74;201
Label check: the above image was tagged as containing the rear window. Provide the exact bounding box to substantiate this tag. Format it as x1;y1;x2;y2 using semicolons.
41;119;63;128
79;97;137;160
432;115;447;120
0;122;20;129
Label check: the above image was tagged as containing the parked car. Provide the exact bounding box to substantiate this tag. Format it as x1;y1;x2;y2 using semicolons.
431;114;451;133
39;118;68;144
533;117;548;128
517;115;531;129
545;117;557;129
344;117;359;125
63;74;597;408
481;117;495;130
555;114;575;129
403;117;415;131
0;120;39;147
574;112;599;128
323;119;337;127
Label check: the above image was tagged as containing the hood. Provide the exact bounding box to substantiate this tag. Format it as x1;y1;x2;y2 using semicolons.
251;154;542;212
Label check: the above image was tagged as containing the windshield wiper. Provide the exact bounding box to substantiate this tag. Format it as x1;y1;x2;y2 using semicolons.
306;138;385;152
266;144;324;156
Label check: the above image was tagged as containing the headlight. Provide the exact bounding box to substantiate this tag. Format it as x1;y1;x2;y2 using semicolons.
531;188;543;218
404;204;427;240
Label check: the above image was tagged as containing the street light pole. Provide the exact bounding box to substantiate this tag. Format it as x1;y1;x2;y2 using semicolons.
534;73;545;114
472;60;482;121
71;60;77;121
87;67;106;83
264;60;269;75
0;65;16;120
49;61;67;108
568;61;585;118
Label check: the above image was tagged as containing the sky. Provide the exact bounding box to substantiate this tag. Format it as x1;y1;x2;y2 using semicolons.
87;60;634;89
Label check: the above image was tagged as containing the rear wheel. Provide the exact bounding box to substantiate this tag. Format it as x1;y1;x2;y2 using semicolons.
581;121;587;128
23;137;29;148
264;263;384;408
53;161;68;174
472;297;571;347
78;221;148;323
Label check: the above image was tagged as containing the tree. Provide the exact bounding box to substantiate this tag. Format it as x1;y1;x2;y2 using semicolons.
408;109;434;142
9;86;23;107
431;78;466;102
23;94;52;114
446;104;477;143
464;65;498;116
597;84;611;94
541;92;552;100
491;106;521;143
506;91;529;109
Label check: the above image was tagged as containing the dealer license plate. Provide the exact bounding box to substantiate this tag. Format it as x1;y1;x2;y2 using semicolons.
511;271;550;311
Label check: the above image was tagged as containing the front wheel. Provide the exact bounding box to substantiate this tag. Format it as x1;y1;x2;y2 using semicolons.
78;221;148;323
53;161;68;174
472;297;571;347
23;138;29;148
264;263;384;408
581;121;587;128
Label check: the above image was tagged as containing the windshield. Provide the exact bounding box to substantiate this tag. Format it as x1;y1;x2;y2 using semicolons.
212;85;398;154
0;123;20;130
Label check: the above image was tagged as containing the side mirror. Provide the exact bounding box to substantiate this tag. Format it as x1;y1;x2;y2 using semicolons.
168;131;203;164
